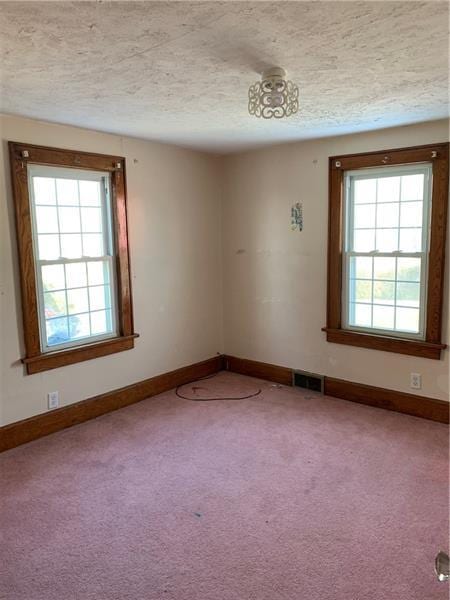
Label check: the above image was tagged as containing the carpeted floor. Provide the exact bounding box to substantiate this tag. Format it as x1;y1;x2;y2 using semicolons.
1;371;448;600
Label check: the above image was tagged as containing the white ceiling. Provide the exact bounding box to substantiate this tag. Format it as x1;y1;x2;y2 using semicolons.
1;1;448;153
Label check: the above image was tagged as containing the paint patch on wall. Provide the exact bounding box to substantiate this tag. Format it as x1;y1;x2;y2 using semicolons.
291;202;303;231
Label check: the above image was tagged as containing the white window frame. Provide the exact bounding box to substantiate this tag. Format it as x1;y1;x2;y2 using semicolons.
28;165;119;353
342;163;433;341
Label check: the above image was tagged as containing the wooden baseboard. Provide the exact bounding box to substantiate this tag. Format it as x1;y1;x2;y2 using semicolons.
2;353;447;453
323;377;449;424
0;355;223;453
223;355;293;386
224;355;449;424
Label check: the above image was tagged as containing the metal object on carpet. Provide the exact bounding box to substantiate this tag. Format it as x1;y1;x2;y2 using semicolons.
435;551;449;581
292;370;324;393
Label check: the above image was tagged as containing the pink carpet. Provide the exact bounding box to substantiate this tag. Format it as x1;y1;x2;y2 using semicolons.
1;371;448;600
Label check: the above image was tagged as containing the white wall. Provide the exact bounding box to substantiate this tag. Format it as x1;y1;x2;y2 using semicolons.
1;116;448;427
222;120;449;401
0;115;223;426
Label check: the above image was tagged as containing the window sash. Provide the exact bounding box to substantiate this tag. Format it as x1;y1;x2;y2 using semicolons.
28;166;119;352
35;257;118;352
342;164;432;341
342;252;427;340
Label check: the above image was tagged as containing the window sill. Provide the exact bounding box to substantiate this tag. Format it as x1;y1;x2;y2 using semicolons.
22;334;139;374
322;328;446;360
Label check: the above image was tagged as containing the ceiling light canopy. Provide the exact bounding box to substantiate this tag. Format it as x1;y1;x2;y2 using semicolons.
248;67;299;119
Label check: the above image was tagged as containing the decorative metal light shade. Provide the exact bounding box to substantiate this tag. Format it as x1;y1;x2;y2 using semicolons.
248;67;299;119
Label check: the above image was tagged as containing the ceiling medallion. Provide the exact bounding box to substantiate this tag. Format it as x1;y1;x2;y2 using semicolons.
248;67;299;119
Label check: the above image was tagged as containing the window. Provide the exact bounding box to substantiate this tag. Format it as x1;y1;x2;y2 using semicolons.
324;143;448;359
9;142;138;374
343;164;431;339
30;166;117;350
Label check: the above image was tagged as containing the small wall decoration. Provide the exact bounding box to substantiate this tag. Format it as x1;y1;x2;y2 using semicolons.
291;202;303;231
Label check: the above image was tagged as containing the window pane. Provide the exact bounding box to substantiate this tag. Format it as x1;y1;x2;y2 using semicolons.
354;230;375;252
65;262;87;288
354;204;375;229
83;234;104;257
373;257;395;281
401;174;424;201
59;207;81;233
46;317;69;346
89;285;110;311
36;206;59;233
397;257;420;282
33;177;56;205
376;229;398;252
396;307;419;332
42;264;65;291
79;181;101;206
376;203;399;228
90;309;112;335
88;261;109;285
399;229;422;252
69;314;90;339
354;179;376;204
38;234;60;260
350;280;372;303
373;305;394;329
44;290;67;318
352;303;372;327
61;234;82;258
400;202;423;227
67;288;89;314
56;179;79;205
81;207;103;233
373;281;395;305
350;257;372;279
396;282;420;308
377;177;400;203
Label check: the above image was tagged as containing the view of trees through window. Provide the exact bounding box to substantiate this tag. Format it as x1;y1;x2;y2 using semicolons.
343;166;430;337
29;166;117;350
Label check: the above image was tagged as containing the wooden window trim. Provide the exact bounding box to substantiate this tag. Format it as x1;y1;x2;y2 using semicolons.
323;142;449;360
9;142;139;374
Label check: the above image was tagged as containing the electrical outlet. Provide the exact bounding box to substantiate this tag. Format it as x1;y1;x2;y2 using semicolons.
410;373;422;390
47;391;59;410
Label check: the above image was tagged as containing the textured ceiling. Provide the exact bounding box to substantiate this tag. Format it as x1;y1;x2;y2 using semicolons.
1;1;448;153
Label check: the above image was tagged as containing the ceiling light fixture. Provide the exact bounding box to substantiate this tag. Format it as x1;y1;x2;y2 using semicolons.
248;67;299;119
